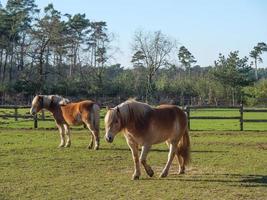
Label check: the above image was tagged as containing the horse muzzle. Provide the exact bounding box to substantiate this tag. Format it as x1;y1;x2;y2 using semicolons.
30;108;36;115
105;133;114;143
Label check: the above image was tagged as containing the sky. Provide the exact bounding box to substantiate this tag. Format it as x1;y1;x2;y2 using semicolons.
1;0;267;68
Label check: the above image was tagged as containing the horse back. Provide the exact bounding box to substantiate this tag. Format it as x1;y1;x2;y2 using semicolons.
60;100;97;125
152;105;187;130
130;105;186;135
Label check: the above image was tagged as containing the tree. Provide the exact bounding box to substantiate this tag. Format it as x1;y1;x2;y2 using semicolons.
5;0;38;78
211;51;254;105
243;79;267;106
250;42;267;80
65;13;90;77
87;21;111;97
178;46;196;77
131;30;175;102
30;4;63;92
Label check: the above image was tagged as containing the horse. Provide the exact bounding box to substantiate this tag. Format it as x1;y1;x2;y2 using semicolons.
30;95;100;150
104;99;190;180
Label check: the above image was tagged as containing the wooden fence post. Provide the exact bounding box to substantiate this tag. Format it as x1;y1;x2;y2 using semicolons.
34;114;38;128
240;104;243;131
14;107;18;121
41;110;45;120
186;106;191;130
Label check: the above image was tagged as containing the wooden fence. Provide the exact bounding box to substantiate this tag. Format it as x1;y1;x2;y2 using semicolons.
184;104;267;131
0;105;53;128
0;105;267;130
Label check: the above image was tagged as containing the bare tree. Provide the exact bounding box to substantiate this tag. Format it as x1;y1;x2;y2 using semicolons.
131;30;175;102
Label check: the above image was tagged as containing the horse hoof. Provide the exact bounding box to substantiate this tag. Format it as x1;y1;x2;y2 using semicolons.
178;170;185;175
132;175;140;180
159;172;168;178
65;143;71;148
58;144;64;148
87;145;93;149
147;169;154;177
94;146;99;150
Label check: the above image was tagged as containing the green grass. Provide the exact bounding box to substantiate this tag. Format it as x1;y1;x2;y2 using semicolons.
0;129;266;200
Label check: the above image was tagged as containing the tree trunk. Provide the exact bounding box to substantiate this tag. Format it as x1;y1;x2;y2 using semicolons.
19;34;26;71
39;50;44;93
0;49;3;79
232;88;235;106
146;71;153;103
45;47;50;80
254;59;258;80
2;52;8;82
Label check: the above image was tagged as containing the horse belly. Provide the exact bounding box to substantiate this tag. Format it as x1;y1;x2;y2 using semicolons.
64;113;83;126
148;123;176;144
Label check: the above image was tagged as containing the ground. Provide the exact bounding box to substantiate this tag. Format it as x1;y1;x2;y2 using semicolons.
0;129;266;200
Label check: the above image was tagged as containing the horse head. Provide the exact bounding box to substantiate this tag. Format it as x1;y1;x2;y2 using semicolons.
30;95;44;115
104;107;123;143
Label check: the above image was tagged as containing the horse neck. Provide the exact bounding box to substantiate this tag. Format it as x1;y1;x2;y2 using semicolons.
42;97;57;114
118;104;133;129
121;102;151;132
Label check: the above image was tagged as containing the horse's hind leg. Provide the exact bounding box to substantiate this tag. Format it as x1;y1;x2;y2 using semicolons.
57;124;65;148
86;123;99;150
63;124;71;147
87;134;94;149
140;145;154;177
160;141;178;178
176;152;185;174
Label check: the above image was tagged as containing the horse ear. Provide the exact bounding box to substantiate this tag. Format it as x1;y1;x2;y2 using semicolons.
106;105;111;110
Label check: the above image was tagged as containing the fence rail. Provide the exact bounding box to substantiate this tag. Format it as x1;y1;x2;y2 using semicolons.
0;105;54;128
185;104;267;131
0;105;267;130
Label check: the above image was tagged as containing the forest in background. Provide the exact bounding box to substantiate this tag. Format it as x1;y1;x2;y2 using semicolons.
0;0;267;106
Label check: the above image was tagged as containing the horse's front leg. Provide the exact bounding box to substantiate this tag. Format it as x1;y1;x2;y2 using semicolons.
63;124;71;147
126;137;140;180
57;124;65;148
140;145;154;177
160;142;177;178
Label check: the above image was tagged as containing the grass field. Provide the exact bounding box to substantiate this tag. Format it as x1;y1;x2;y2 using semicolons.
1;108;267;130
0;128;266;200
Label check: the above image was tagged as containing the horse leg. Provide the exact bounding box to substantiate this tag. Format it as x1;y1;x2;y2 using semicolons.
176;152;185;174
57;124;65;148
126;137;140;180
63;124;71;147
140;145;154;177
92;130;99;150
160;142;177;178
86;123;99;150
87;134;94;149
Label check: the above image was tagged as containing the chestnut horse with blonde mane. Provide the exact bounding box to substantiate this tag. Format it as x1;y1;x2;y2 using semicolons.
30;95;100;150
104;99;190;180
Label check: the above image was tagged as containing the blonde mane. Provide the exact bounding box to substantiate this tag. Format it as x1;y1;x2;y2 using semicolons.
35;95;70;108
48;95;70;105
115;99;153;127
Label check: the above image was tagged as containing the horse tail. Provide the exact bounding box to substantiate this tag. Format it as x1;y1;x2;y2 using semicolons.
91;103;100;132
177;127;191;166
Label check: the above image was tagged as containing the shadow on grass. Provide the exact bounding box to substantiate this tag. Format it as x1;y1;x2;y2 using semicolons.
143;173;267;187
99;147;228;154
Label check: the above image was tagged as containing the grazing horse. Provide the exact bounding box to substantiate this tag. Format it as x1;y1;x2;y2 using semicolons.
104;99;190;180
30;95;100;150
